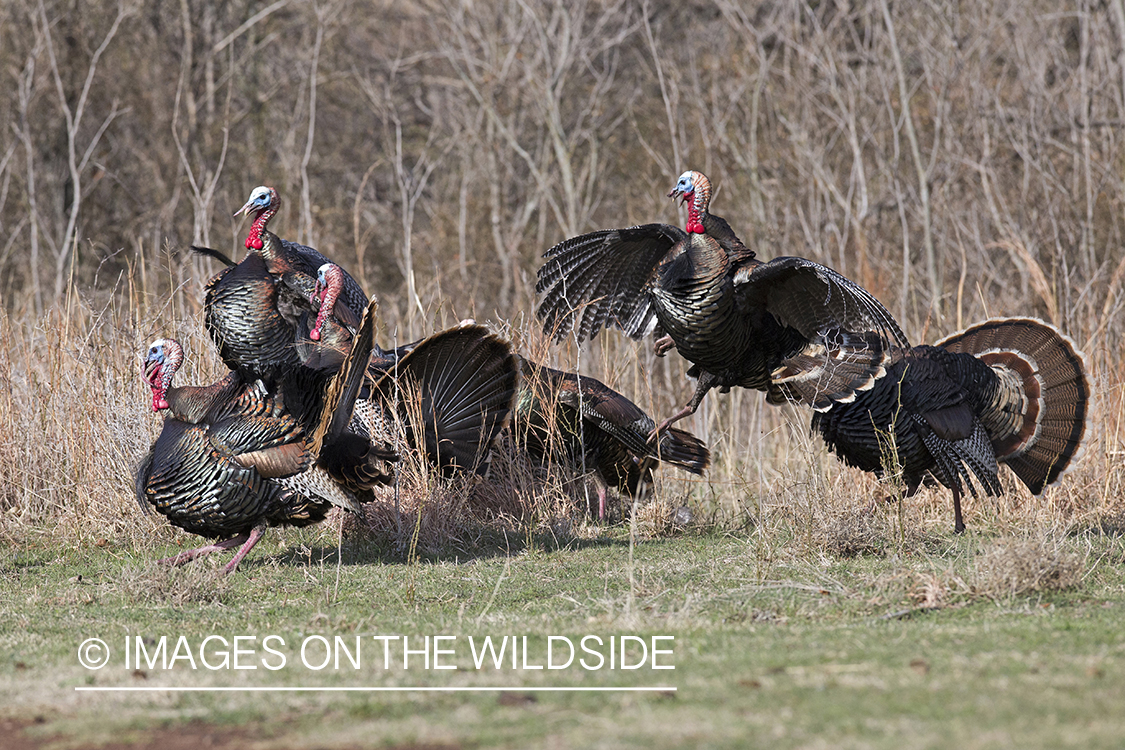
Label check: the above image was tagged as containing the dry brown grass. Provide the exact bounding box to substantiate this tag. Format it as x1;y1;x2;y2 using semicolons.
1;267;1121;576
852;531;1090;616
2;0;1124;566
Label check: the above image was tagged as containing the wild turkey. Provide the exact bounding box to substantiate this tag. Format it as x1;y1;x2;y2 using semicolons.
196;187;417;434
200;185;369;385
811;317;1090;532
135;298;381;574
536;170;909;438
235;185;369;319
512;358;710;519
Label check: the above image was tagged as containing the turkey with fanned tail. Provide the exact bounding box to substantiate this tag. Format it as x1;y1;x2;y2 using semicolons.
811;317;1090;532
535;170;909;438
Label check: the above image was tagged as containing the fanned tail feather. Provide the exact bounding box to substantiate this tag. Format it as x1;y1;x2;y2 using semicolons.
372;325;519;474
937;317;1089;493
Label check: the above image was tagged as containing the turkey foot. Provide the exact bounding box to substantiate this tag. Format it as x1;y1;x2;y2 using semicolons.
653;335;676;357
647;405;694;443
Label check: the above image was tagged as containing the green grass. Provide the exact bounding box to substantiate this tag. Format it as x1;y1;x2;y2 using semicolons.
3;520;1124;749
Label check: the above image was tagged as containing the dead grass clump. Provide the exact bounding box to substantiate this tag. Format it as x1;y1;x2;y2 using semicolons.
972;537;1085;600
631;497;681;538
814;500;933;558
863;567;969;613
341;473;477;557
472;437;578;524
114;563;229;606
906;570;973;610
1083;510;1125;537
339;442;582;557
819;512;887;557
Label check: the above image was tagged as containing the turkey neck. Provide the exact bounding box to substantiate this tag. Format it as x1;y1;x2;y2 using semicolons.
684;180;711;234
242;199;292;275
253;220;287;271
244;199;278;251
162;372;243;424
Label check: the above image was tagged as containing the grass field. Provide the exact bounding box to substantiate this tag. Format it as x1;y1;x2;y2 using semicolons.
3;492;1125;748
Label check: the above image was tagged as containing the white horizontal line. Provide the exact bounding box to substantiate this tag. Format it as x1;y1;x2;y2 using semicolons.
75;686;676;693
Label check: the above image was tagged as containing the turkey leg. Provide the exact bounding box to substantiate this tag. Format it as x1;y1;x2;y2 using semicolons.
158;523;268;574
951;486;966;534
647;371;719;442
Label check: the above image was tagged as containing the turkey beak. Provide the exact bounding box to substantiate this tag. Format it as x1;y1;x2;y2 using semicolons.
667;187;689;206
234;198;255;219
143;358;161;385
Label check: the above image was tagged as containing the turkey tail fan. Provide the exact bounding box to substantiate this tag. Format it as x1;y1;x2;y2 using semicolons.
191;245;237;267
656;428;711;475
310;296;379;455
937;317;1090;494
371;325;519;475
766;332;891;411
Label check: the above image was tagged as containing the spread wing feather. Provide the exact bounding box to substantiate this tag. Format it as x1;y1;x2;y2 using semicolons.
536;224;685;342
737;256;910;350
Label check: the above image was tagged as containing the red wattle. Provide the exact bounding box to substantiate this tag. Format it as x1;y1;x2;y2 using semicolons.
687;220;705;233
251;237;263;250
